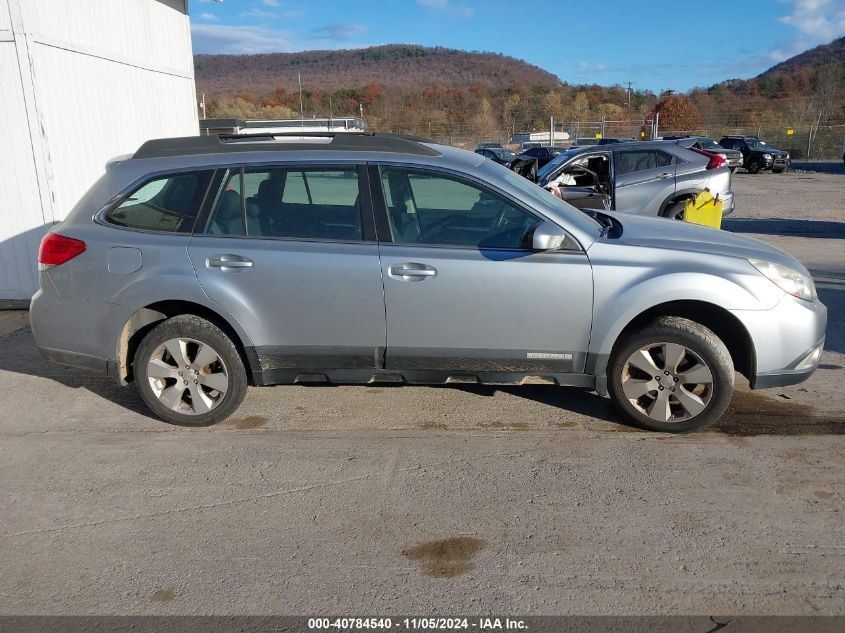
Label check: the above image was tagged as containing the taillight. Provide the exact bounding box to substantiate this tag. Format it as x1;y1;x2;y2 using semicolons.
689;147;727;170
38;233;86;270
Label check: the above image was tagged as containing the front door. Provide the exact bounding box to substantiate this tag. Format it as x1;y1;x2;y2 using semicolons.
188;164;386;379
374;166;594;375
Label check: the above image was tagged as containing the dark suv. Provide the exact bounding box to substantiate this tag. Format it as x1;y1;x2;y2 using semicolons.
718;136;790;174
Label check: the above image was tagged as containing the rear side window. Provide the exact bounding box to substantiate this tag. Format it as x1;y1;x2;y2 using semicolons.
615;150;675;175
105;171;213;232
205;167;363;241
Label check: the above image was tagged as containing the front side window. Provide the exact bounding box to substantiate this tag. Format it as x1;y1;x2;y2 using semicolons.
105;171;213;232
205;166;362;241
380;168;541;249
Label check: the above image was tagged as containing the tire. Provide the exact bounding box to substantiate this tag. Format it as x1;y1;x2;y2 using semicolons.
729;167;737;173
134;315;247;426
607;316;734;433
771;166;785;173
660;199;688;221
746;159;762;174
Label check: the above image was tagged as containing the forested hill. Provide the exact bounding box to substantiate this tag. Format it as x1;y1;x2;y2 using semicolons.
194;44;561;97
760;36;845;77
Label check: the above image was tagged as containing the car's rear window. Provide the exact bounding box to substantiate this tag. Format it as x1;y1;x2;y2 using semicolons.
105;171;214;233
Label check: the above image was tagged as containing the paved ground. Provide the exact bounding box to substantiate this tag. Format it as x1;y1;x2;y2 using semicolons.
1;169;843;616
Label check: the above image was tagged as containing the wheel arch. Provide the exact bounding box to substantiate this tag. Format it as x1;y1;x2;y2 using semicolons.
658;189;699;216
591;299;756;389
116;300;258;386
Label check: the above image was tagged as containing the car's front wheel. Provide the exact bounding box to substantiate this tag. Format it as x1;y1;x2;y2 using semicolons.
608;317;734;432
134;315;247;426
746;158;763;174
771;166;786;173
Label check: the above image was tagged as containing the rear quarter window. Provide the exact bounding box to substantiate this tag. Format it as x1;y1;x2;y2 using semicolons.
104;171;214;232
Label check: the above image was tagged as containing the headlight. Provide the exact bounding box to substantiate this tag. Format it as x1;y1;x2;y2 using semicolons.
786;153;790;159
763;153;772;160
749;258;816;301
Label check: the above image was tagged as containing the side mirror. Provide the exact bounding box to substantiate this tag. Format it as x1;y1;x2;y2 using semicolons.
532;220;568;251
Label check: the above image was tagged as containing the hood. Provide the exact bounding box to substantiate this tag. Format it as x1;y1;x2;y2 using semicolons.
595;212;810;275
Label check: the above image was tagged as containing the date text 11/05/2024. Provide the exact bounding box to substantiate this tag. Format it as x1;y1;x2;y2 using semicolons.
307;617;528;630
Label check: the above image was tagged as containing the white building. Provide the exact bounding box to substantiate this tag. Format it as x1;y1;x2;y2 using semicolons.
0;0;198;301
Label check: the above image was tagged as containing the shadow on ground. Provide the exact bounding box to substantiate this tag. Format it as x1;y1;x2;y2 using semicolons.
2;325;843;437
789;161;845;175
722;217;845;239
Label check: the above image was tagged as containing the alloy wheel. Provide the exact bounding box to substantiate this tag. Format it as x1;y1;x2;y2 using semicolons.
146;337;229;415
620;342;714;423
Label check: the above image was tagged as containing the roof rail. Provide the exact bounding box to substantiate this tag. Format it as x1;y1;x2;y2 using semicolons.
133;132;440;159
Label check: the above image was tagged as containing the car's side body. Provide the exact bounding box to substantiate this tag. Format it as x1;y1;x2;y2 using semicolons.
537;141;735;217
31;135;824;412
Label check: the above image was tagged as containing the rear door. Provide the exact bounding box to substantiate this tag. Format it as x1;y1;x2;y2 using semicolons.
187;163;387;379
612;149;676;214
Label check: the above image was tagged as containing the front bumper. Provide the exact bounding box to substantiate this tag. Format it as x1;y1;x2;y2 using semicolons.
730;293;827;390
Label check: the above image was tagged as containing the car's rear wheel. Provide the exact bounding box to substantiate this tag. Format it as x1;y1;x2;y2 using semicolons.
746;159;763;174
608;316;734;433
660;199;688;221
134;315;247;426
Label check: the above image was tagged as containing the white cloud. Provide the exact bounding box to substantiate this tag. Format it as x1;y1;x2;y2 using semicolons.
239;8;279;19
416;0;474;18
197;12;219;21
777;0;845;42
263;0;281;5
191;23;291;54
283;9;305;18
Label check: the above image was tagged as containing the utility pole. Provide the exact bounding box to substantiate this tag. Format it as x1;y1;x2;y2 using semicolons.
626;81;634;109
298;72;304;127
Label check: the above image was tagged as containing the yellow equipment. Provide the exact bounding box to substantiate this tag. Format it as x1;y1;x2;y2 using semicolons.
683;189;724;229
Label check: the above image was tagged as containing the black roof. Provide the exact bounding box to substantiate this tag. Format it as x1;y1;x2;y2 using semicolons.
133;132;440;160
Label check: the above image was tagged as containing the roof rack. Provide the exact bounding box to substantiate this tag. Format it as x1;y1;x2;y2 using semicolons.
132;132;440;160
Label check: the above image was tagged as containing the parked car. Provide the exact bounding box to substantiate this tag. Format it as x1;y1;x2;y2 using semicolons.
537;140;735;219
718;136;790;173
517;146;566;168
665;136;744;172
31;133;825;433
475;146;517;167
476;141;502;150
597;137;635;145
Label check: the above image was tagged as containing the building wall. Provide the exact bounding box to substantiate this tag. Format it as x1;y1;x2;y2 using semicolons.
0;0;198;300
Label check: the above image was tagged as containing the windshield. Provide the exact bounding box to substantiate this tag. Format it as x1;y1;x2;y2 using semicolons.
747;139;770;150
489;163;602;234
537;149;582;179
491;148;516;159
699;138;724;151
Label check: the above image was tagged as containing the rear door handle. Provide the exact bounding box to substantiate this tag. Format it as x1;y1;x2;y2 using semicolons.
389;263;437;281
656;172;672;179
207;254;254;270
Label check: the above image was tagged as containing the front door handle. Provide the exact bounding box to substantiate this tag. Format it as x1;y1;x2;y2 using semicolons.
656;172;672;179
389;263;437;281
207;254;254;270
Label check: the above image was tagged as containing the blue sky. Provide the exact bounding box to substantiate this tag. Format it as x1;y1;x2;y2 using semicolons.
190;0;845;92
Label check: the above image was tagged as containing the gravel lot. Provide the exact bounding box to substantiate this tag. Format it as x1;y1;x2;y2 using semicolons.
1;168;843;616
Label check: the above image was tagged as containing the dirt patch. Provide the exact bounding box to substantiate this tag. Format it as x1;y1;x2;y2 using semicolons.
555;421;578;429
150;588;175;602
478;421;529;430
402;536;487;578
416;420;448;430
294;406;306;412
713;390;845;436
227;416;268;430
814;490;834;500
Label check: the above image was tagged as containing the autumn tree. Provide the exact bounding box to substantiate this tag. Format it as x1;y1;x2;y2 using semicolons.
651;94;703;133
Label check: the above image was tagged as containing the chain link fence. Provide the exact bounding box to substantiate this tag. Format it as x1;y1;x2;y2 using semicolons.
377;121;845;161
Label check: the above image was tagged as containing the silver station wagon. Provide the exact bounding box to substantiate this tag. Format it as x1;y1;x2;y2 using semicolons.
31;133;826;432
